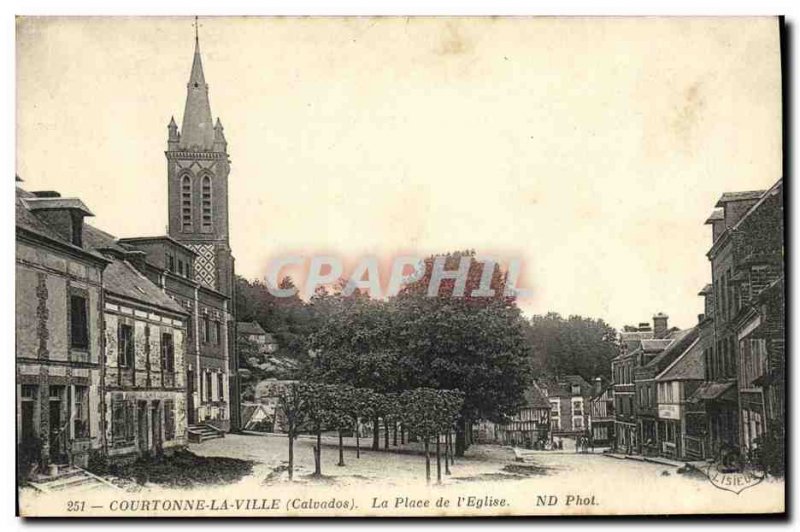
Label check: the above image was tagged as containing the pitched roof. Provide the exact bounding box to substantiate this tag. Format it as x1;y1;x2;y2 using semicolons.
83;223;130;254
103;258;187;315
241;403;268;426
24;196;94;216
641;338;674;353
688;381;736;402
238;321;266;336
16;188;108;263
715;190;766;207
704;209;724;224
522;383;550;409
642;327;698;372
657;336;704;381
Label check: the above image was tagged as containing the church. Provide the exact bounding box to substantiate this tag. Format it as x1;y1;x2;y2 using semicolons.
15;26;240;482
126;30;240;435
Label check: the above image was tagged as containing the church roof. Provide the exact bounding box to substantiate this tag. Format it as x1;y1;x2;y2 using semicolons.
180;38;215;151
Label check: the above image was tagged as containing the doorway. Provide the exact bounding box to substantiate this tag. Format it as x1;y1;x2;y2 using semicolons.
151;401;162;456
48;386;67;464
187;370;196;425
137;401;149;454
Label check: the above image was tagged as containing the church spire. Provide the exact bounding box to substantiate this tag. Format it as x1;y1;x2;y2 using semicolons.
180;18;215;151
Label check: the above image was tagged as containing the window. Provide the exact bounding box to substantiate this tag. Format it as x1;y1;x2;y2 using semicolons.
118;323;134;368
166;253;175;272
217;372;224;401
161;333;175;373
181;175;193;231
201;176;212;231
572;398;583;416
571;384;581;395
73;385;89;438
203;316;210;343
205;372;213;402
164;400;175;441
70;294;89;349
112;400;134;444
177;259;184;277
573;417;584;429
215;321;221;346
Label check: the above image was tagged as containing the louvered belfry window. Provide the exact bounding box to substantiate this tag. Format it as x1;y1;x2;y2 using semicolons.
201;176;212;230
181;175;193;231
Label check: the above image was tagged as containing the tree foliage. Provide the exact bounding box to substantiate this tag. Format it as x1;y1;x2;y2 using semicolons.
525;312;618;381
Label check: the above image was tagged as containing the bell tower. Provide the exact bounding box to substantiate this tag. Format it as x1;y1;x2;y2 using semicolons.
166;26;234;298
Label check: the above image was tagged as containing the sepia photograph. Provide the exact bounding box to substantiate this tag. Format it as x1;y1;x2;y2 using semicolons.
13;15;786;518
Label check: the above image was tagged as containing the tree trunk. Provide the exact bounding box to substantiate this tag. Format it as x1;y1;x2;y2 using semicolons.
372;416;380;450
384;418;390;450
444;432;451;475
436;433;442;484
393;421;398;446
400;423;406;445
355;419;361;459
449;431;455;466
455;421;466;457
337;430;345;466
288;429;294;480
315;430;322;476
424;437;431;484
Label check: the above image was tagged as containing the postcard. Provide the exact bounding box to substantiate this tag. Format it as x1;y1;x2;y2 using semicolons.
15;16;785;517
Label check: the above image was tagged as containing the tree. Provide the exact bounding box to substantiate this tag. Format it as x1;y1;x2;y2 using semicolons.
276;382;308;480
400;388;440;484
526;313;618;381
393;252;534;456
300;383;348;476
349;387;378;459
330;385;358;467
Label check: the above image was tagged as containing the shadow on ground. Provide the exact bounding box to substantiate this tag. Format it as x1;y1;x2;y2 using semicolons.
92;449;254;488
452;463;553;482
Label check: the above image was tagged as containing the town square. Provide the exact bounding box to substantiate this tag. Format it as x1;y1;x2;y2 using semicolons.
14;17;785;517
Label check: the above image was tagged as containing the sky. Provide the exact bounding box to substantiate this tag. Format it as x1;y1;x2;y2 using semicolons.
16;16;782;331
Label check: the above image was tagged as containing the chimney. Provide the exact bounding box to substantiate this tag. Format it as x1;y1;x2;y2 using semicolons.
594;377;603;395
653;313;669;339
638;322;652;332
25;196;94;248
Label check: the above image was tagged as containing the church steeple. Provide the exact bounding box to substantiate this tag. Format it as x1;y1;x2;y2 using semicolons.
166;19;234;298
179;29;215;151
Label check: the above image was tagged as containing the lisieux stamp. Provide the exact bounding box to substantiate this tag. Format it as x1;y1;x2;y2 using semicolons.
15;16;785;517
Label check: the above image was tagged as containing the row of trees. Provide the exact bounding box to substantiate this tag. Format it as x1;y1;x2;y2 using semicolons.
305;252;534;458
278;382;464;483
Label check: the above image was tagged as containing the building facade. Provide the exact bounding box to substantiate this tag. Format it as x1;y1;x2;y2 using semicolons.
495;384;551;448
654;332;705;461
541;375;593;436
588;379;615;446
16;189;109;474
